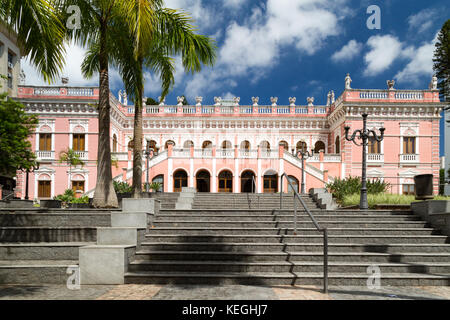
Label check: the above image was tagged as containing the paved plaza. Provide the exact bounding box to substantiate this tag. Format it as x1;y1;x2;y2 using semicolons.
0;284;449;300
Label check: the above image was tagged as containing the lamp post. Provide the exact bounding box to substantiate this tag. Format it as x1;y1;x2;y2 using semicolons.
344;113;385;210
296;148;315;194
24;161;40;200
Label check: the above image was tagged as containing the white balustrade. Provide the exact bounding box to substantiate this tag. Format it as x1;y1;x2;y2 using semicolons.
67;88;94;96
111;152;128;161
74;151;88;160
164;106;177;114
359;91;388;99
146;107;159;114
202;106;215;114
33;88;60;96
313;108;326;114
220;106;234;114
367;153;384;162
240;106;253;114
400;154;419;163
36;151;55;160
295;107;308;114
258;107;272;114
277;107;290;114
218;149;234;158
172;149;190;158
395;92;423;100
324;154;342;162
183;106;196;114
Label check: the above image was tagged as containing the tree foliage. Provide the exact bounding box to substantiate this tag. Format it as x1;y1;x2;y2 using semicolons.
146;97;159;105
433;19;450;104
0;91;38;176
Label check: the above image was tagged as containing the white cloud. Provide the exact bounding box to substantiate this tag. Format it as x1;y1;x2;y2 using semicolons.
395;34;438;84
164;0;216;31
222;92;236;99
222;0;248;9
184;0;350;96
408;9;438;34
331;40;363;62
21;42;97;86
363;35;403;76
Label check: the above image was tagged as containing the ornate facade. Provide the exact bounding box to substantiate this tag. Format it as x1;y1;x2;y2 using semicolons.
14;75;443;199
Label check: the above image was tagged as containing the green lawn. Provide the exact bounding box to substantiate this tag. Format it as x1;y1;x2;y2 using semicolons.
341;193;450;209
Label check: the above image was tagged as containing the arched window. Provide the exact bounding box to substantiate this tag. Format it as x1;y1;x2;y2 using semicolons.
147;140;158;152
183;140;194;149
240;141;251;150
112;134;118;152
260;141;270;150
314;141;326;154
296;141;307;153
165;140;175;149
335;136;340;154
221;140;232;149
279;140;289;151
202;141;213;149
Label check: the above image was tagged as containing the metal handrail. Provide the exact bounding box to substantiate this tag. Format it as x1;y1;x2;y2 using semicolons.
279;173;328;293
2;192;14;201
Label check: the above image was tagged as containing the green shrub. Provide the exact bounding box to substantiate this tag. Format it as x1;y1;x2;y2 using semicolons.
326;176;390;202
113;181;133;194
54;189;89;206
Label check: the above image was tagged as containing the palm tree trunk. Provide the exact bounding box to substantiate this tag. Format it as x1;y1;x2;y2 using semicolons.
92;21;118;208
132;58;145;198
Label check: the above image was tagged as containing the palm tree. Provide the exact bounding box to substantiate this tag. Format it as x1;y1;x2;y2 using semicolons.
63;0;139;208
59;148;85;188
0;0;66;82
107;5;216;197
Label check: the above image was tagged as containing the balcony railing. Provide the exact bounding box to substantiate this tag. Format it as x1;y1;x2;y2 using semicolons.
172;149;191;158
239;149;257;158
111;152;128;161
367;153;384;162
400;154;419;163
74;151;88;160
217;149;234;158
36;150;55;161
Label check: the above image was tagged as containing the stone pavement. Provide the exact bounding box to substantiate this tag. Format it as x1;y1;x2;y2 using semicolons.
0;284;449;300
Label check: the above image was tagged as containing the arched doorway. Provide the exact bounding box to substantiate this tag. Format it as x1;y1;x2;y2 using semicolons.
241;170;256;193
183;140;194;149
279;140;289;151
196;170;210;193
287;175;299;193
173;170;187;192
263;170;278;193
165;140;175;149
147;140;158;152
314;141;326;154
240;140;251;150
218;170;233;193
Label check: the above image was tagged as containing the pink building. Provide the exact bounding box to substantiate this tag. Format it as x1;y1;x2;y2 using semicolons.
14;75;442;200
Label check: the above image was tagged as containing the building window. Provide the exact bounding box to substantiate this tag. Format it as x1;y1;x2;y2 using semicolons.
335;136;340;154
39;133;52;151
368;137;381;154
403;184;415;195
403;137;416;154
112;134;118;152
38;181;51;198
73;134;85;151
72;181;85;193
296;141;307;153
314;141;326;154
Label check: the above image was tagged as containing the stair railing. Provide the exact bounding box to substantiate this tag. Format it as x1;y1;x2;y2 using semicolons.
279;173;328;293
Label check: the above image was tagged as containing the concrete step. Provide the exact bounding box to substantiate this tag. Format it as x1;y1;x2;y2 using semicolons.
144;234;450;244
152;221;428;229
139;242;450;253
128;260;450;274
0;260;78;284
154;214;422;222
132;250;450;263
0;227;97;242
0;242;94;260
146;227;438;236
160;209;414;216
124;271;450;286
0;213;111;227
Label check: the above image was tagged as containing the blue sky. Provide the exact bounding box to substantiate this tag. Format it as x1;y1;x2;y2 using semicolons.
21;0;449;155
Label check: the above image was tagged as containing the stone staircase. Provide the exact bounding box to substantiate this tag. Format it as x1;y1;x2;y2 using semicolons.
0;208;113;284
125;193;450;286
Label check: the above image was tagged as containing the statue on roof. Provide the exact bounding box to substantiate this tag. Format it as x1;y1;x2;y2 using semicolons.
345;73;352;90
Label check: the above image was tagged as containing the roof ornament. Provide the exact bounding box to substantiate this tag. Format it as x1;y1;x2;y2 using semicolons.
345;73;352;90
289;97;296;107
214;97;222;106
270;97;278;106
307;97;314;107
196;96;203;106
387;80;395;90
252;97;259;106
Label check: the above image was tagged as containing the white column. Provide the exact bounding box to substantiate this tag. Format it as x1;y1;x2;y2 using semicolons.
212;158;217;193
257;158;262;193
189;158;194;187
234;158;239;193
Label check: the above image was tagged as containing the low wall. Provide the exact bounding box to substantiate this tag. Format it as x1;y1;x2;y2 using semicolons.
411;200;450;236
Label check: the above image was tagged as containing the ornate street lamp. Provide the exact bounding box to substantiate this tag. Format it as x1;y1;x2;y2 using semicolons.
296;148;315;194
344;113;385;210
144;144;158;193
